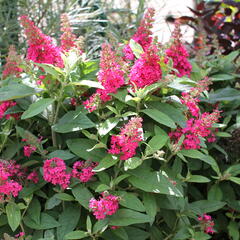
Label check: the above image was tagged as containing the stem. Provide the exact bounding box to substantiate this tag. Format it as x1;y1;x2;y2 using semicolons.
51;84;65;148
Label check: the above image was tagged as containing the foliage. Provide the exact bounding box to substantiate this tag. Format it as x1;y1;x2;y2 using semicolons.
0;7;240;240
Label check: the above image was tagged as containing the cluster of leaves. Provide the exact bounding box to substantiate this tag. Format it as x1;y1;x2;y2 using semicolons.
0;8;240;240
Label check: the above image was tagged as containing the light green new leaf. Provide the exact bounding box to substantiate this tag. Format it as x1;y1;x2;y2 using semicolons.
129;39;144;58
21;98;54;119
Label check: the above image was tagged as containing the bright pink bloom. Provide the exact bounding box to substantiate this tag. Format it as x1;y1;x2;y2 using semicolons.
0;160;23;201
0;101;19;120
2;45;22;79
27;171;39;183
109;117;143;160
198;214;215;234
123;8;155;60
43;157;70;189
165;42;192;77
72;161;97;183
20;15;64;68
60;13;77;51
23;145;37;157
84;44;125;111
89;192;119;220
129;46;162;89
169;109;221;150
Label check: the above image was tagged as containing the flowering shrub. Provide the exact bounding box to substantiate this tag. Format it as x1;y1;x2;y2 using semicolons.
0;9;240;240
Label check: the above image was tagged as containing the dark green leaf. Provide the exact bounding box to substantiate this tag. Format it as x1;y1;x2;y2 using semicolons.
48;150;75;160
189;200;226;214
57;203;81;240
128;168;183;197
67;138;106;162
53;111;95;133
109;209;150;226
143;193;157;225
72;185;93;209
142;109;176;128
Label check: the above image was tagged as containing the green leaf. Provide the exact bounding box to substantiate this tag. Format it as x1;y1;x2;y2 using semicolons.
98;118;119;136
27;198;41;224
55;193;75;201
229;176;240;185
53;110;95;133
168;77;195;92
24;213;60;230
86;216;92;233
57;203;81;240
145;129;168;155
72;185;93;209
128;168;183;197
129;39;144;58
67;138;106;162
109;209;150;226
211;73;235;81
112;228;129;240
72;80;104;89
95;184;110;192
93;155;119;172
45;195;61;210
64;231;89;239
187;175;210;183
208;184;223;201
228;221;240;240
125;226;150;240
179;150;220;174
142;109;176;128
143;193;157;225
147;102;186;128
0;83;37;101
124;157;143;171
34;63;63;77
48;150;75;160
192;232;211;240
116;191;145;212
205;87;240;103
225;164;240;176
189;200;226;214
21;98;54;119
93;219;108;234
6;202;21;231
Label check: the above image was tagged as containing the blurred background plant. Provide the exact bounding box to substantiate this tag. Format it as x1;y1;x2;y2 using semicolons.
0;0;146;66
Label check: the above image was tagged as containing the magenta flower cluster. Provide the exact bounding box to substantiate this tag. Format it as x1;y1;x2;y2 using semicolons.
0;160;23;201
109;117;143;160
43;157;71;189
72;161;97;183
89;192;119;220
198;214;215;234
